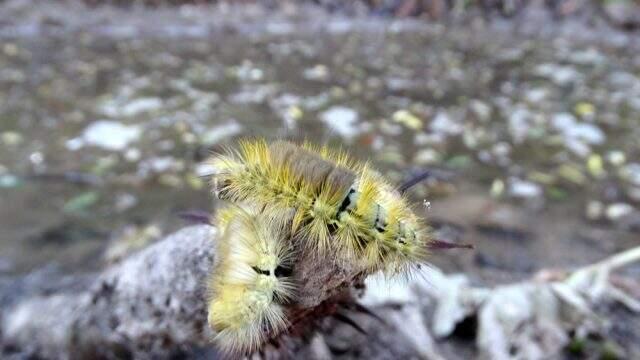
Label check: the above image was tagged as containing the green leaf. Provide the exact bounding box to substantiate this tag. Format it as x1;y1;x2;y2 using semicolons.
63;191;100;213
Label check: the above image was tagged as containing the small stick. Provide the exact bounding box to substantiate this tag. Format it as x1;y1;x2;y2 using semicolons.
427;239;474;250
177;210;212;225
399;169;454;194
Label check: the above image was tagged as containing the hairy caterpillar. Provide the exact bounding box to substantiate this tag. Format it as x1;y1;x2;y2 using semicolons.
206;139;439;357
207;204;296;354
209;139;432;274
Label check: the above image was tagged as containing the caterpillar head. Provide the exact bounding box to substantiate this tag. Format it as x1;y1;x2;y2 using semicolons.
207;204;296;355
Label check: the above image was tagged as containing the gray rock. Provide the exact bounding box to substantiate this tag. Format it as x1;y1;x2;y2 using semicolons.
1;225;216;359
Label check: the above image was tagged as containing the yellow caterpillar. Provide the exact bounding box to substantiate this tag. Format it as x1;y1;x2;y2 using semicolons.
206;139;437;356
208;139;431;274
207;203;296;355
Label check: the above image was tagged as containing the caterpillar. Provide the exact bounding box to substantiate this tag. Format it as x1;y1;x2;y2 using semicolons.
208;139;432;274
206;139;439;357
207;203;296;355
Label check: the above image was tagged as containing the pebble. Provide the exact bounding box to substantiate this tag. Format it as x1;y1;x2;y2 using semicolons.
558;164;586;185
392;110;423;130
585;201;604;221
565;138;591;158
565;123;605;145
587;154;604;178
114;193;138;212
235;63;264;82
508;107;532;143
606;203;634;222
121;97;163;117
65;137;84;151
0;174;20;188
551;112;605;156
490;179;505;197
320;106;360;140
303;64;329;81
621;163;640;186
569;48;605;66
508;178;542;199
413;148;441;165
430;111;462;135
535;63;581;86
195;163;216;177
1;131;23;146
228;85;274;104
82;120;142;151
551;112;576;132
607;151;626;166
574;102;596;118
524;88;548;103
379;119;403;136
492;142;511;158
142;156;183;173
124;148;141;162
200;121;243;146
469;100;491;122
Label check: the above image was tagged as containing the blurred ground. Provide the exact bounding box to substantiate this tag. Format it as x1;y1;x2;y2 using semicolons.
0;0;639;356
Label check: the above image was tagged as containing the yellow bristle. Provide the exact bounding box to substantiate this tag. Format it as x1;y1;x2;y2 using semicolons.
207;203;295;355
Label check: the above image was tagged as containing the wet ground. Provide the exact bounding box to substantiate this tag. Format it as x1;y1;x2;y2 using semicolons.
0;3;639;290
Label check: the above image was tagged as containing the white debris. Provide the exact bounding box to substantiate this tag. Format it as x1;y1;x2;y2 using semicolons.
320;106;360;140
303;65;329;81
569;48;605;66
387;305;445;360
124;148;141;162
431;273;475;338
361;273;417;306
477;284;569;360
114;193;138;212
228;85;274;104
607;151;626;166
508;178;542;199
469;100;492;122
565;123;605;145
200;121;243;146
430;111;462;135
605;203;634;221
551;112;577;132
120;97;163;117
138;156;183;174
413;148;441;165
524;88;548;103
551;113;605;155
535;63;582;86
195;163;217;177
508;107;533;143
81;120;142;151
621;163;640;186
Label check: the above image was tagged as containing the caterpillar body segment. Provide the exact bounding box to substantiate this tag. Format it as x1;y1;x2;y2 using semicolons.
209;139;432;273
207;204;296;355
